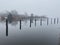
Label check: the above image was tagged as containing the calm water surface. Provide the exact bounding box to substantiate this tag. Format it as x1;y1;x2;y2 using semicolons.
0;20;60;45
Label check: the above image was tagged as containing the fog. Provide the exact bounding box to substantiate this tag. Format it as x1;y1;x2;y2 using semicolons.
0;0;60;45
0;0;60;17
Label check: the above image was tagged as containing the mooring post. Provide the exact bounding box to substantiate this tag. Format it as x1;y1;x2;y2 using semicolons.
35;19;36;27
54;18;56;24
57;18;59;24
20;20;21;30
51;18;52;24
6;19;8;36
30;19;31;27
47;18;49;25
40;18;42;26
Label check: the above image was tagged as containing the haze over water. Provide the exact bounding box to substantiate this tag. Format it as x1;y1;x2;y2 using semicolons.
0;0;60;45
0;20;60;45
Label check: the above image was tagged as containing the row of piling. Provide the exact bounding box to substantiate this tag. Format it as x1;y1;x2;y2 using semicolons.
5;18;59;36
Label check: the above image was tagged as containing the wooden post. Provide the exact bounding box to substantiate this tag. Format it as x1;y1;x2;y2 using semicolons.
30;19;31;27
54;18;56;24
47;18;49;25
6;19;8;36
35;19;36;27
51;18;52;24
40;18;42;26
20;20;21;30
57;18;59;24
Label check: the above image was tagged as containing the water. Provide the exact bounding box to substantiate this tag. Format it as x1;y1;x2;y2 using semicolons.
0;20;60;45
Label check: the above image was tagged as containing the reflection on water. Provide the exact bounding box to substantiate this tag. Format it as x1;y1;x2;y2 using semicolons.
0;20;60;45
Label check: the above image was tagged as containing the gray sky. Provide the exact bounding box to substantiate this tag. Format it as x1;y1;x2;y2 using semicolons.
0;0;60;17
